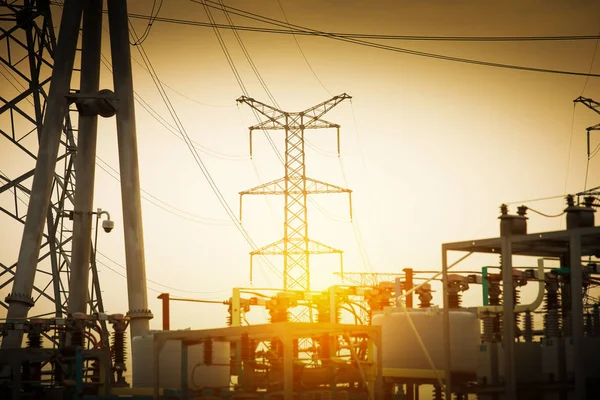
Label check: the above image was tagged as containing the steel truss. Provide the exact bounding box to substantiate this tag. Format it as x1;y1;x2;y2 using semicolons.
0;0;105;343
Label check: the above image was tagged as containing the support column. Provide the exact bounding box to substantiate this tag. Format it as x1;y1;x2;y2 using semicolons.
283;332;294;400
441;246;452;399
569;232;585;399
500;236;516;398
107;0;152;339
2;0;83;350
68;0;103;316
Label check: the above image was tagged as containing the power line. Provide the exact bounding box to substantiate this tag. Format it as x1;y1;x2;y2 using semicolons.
276;0;332;96
123;10;600;42
127;22;283;282
130;0;164;46
196;0;600;78
96;254;237;296
95;157;232;226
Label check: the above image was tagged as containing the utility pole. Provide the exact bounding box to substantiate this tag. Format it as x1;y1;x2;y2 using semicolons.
1;0;152;349
237;94;352;322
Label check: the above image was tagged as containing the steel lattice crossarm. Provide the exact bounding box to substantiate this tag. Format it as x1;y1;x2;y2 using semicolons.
574;96;600;157
239;177;352;220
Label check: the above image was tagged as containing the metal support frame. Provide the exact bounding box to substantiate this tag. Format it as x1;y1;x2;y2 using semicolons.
441;226;599;399
151;322;383;400
237;95;351;322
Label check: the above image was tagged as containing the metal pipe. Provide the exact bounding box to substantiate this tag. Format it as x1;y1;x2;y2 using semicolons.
2;0;83;350
68;0;103;316
107;0;152;339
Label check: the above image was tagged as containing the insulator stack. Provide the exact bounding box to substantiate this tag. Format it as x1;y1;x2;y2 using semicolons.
27;329;42;349
111;328;127;386
432;384;444;400
481;313;495;342
544;280;561;338
545;309;561;338
112;330;126;364
513;288;521;325
488;278;502;340
523;310;534;342
317;308;330;323
448;292;462;309
25;327;43;383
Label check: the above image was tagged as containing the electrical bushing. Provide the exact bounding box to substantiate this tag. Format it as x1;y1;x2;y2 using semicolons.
565;194;595;229
499;204;528;236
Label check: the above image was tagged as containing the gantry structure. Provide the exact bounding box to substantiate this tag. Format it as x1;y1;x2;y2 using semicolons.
237;95;352;321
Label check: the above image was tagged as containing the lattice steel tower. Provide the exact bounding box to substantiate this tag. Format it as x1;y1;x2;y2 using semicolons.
0;0;104;342
237;95;352;320
0;0;152;349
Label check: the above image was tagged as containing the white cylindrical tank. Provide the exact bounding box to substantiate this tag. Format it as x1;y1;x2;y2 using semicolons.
132;332;230;390
371;308;480;374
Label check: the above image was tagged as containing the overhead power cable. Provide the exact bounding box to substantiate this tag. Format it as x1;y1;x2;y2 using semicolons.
275;0;332;96
195;0;600;78
95;157;232;226
123;11;600;42
127;22;283;281
130;0;164;46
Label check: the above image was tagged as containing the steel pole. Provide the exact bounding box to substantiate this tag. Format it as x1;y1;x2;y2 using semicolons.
68;0;103;316
107;0;152;338
500;236;516;398
2;0;83;349
441;246;452;399
569;232;585;399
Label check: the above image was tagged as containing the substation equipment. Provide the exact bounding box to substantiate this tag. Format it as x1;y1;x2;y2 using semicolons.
2;1;600;400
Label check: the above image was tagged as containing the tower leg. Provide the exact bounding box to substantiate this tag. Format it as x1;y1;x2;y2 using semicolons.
107;0;152;338
2;0;83;350
68;0;103;317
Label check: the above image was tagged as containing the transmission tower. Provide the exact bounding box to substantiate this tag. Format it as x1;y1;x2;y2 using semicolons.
0;0;153;349
0;0;107;346
237;94;352;322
